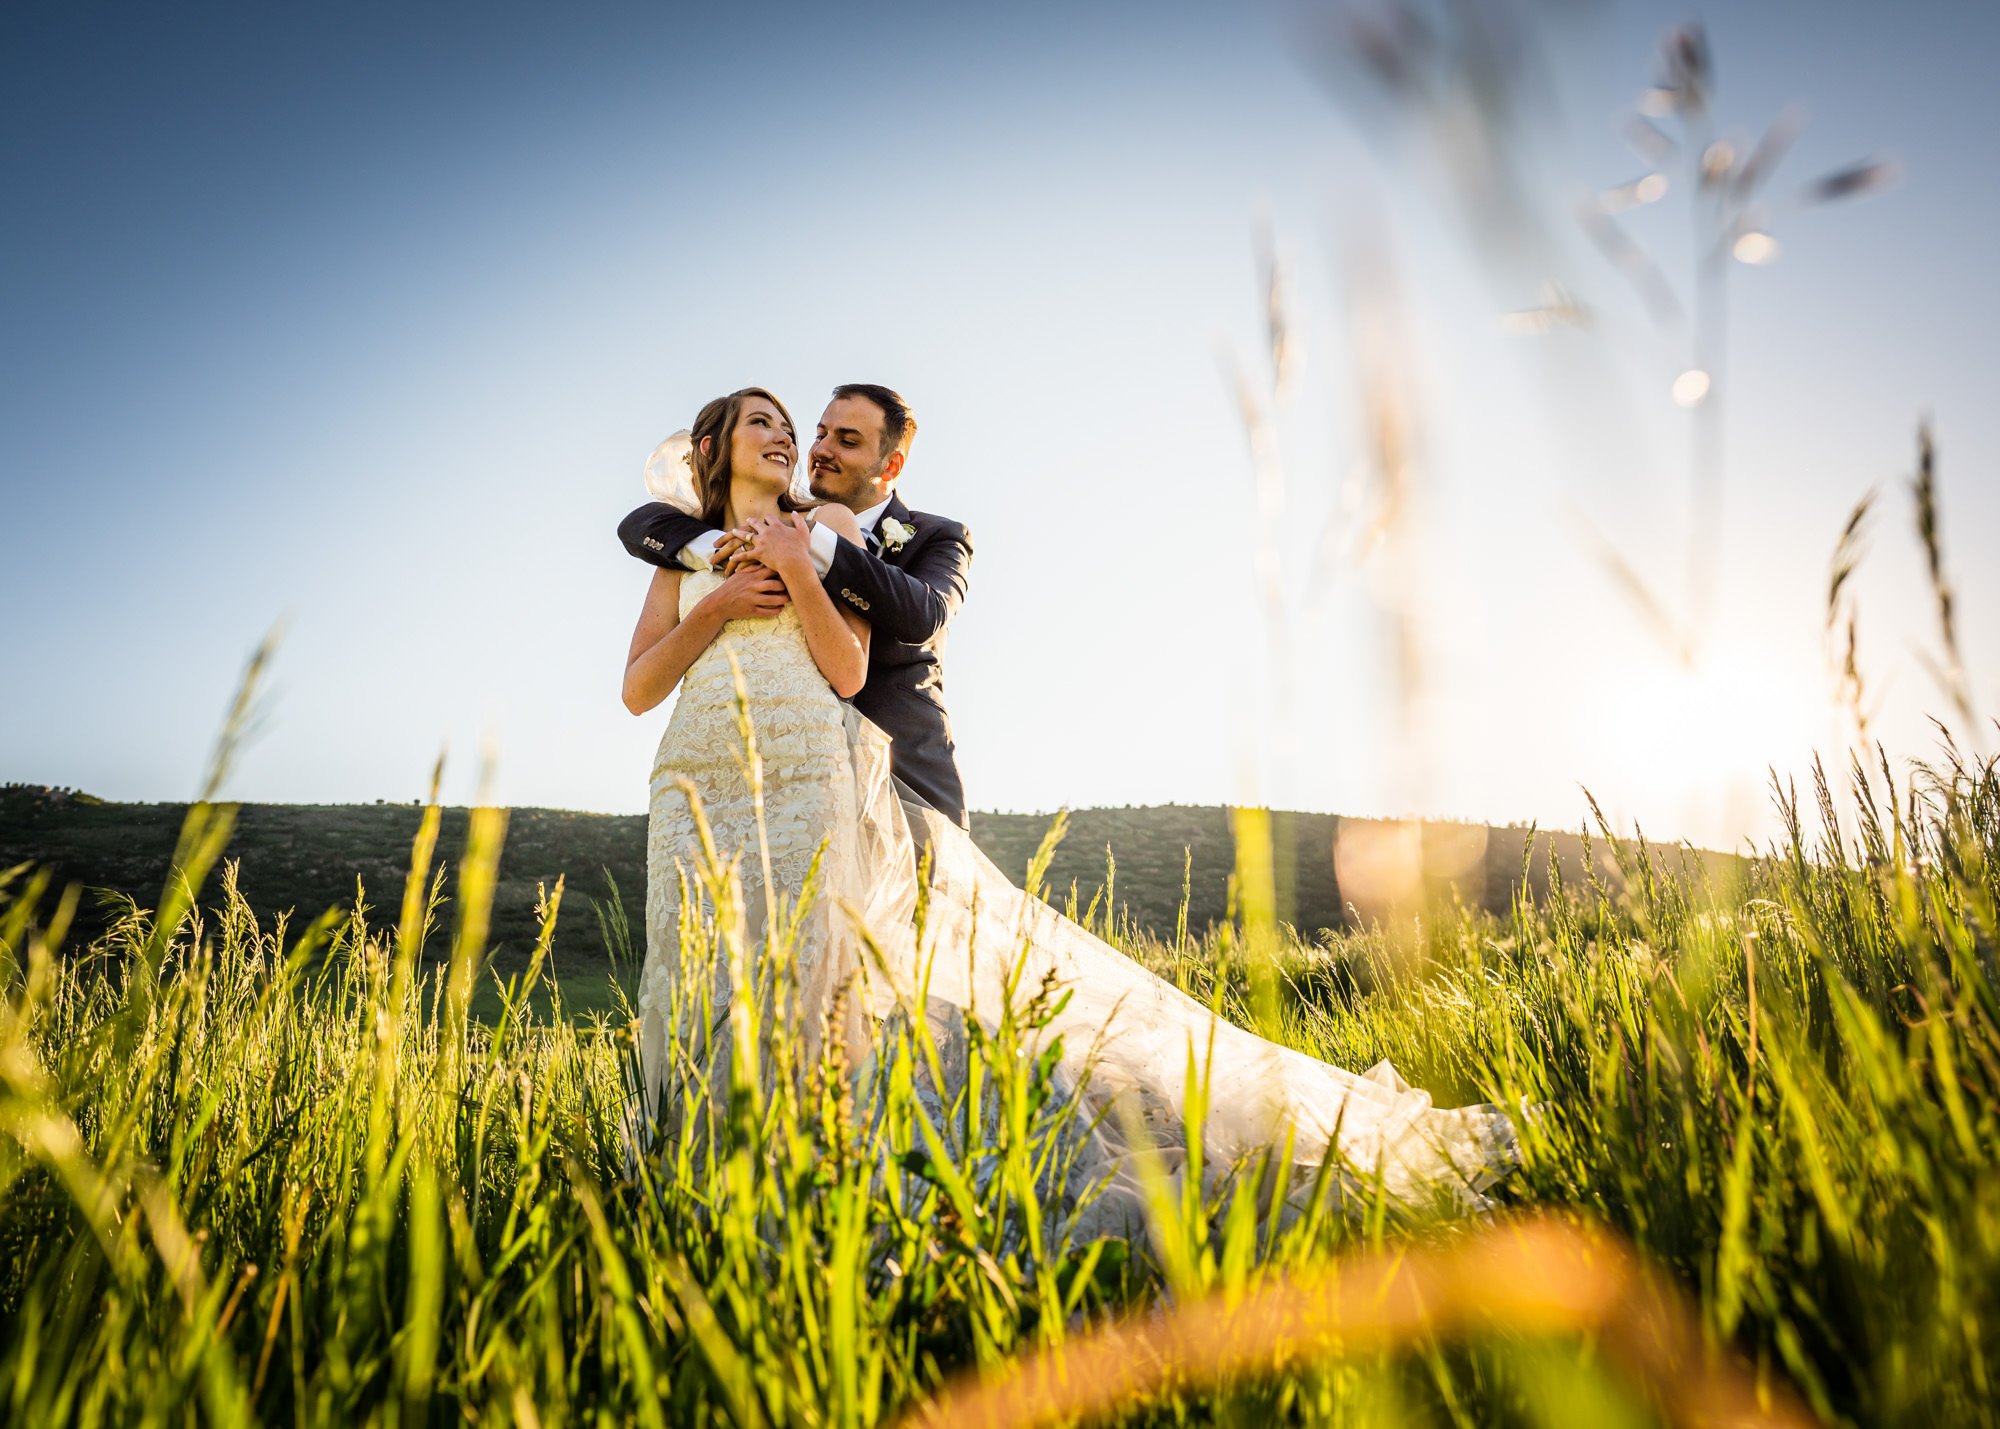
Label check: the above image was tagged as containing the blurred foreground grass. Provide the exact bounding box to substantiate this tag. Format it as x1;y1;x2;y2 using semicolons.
2;742;1997;1426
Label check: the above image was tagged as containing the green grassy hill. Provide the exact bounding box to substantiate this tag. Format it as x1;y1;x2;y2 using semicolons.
982;803;1748;939
0;785;644;982
3;783;1741;983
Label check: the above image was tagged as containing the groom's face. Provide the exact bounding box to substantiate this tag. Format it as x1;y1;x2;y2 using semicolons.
808;396;899;509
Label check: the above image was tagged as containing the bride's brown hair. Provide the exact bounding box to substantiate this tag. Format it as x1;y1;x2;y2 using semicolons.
688;386;816;525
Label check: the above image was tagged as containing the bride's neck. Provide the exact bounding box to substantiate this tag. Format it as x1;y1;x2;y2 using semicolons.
724;480;784;530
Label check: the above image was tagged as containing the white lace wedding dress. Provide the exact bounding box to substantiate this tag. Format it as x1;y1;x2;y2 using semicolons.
634;570;1519;1231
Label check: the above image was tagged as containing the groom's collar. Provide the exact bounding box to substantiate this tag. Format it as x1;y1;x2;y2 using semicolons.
882;491;912;528
854;495;893;534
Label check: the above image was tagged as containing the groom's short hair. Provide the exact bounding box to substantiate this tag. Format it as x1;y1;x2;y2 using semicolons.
832;383;916;460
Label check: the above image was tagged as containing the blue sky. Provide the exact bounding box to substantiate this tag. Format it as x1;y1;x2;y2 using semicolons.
4;0;1995;849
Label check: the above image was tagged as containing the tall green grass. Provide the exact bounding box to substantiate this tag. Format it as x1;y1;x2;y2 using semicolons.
1;735;1997;1424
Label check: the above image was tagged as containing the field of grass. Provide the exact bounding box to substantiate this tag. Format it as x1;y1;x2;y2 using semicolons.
1;742;1997;1425
0;783;1688;1021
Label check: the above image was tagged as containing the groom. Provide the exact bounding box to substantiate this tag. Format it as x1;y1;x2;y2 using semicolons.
618;383;974;828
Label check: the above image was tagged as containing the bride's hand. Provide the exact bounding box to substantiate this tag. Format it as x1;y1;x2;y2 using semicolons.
704;563;790;620
713;528;754;571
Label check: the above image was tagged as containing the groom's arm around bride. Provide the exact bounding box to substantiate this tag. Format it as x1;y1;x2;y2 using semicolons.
617;384;975;828
817;498;970;645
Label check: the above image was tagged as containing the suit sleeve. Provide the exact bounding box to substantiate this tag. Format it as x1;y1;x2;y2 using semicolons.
823;522;972;645
618;502;718;570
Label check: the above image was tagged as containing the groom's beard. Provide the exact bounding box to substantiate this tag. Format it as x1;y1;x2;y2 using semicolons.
809;463;890;510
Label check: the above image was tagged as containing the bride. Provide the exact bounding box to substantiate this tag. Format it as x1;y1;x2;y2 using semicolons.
622;386;1519;1231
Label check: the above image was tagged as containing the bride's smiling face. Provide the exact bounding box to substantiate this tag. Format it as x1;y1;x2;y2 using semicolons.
727;396;796;492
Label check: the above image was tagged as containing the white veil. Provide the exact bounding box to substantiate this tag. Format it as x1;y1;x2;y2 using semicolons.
643;430;701;515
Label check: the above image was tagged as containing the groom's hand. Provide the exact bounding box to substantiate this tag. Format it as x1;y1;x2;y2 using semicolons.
743;513;815;584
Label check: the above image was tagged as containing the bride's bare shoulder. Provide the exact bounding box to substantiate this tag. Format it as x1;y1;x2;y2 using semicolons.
639;564;683;614
812;502;864;543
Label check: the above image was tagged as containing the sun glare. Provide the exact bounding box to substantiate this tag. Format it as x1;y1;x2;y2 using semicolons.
1671;368;1713;406
1589;647;1816;848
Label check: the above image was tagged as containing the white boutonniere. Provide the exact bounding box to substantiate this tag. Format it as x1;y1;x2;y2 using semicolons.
878;517;916;553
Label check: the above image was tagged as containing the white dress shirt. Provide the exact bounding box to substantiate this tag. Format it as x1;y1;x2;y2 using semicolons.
680;497;894;577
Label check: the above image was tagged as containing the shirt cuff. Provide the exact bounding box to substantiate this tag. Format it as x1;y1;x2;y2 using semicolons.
808;521;839;577
679;531;722;571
